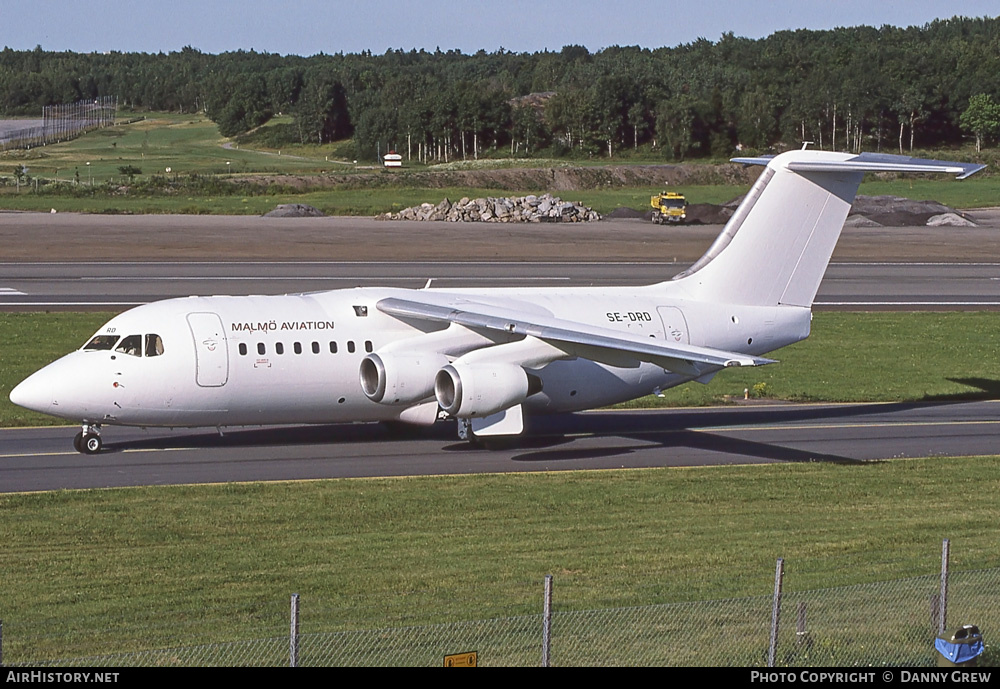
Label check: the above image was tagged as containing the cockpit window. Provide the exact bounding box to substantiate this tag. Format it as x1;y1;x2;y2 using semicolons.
145;334;164;357
114;334;142;357
84;335;120;351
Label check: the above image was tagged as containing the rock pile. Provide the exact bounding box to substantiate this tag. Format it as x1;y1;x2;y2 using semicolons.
263;203;325;218
377;194;601;223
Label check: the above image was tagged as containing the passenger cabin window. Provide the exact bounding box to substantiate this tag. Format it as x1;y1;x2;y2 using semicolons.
276;343;284;355
239;343;248;356
258;343;266;355
115;334;142;357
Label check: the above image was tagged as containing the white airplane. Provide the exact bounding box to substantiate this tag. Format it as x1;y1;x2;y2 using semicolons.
9;150;984;454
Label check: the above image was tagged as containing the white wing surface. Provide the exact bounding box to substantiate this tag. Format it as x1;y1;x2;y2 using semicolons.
376;296;775;376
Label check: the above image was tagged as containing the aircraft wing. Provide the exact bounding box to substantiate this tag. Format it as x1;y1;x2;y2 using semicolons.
376;296;774;376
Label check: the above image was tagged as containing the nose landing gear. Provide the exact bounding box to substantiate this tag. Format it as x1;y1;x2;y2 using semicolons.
73;424;103;454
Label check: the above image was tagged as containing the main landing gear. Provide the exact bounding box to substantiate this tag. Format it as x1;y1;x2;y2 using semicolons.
73;424;103;454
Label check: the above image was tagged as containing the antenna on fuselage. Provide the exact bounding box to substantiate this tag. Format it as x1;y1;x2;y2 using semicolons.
801;141;814;150
423;279;434;289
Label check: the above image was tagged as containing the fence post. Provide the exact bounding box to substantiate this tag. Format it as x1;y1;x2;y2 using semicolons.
1;618;4;667
290;593;300;668
768;558;784;667
939;539;950;635
542;575;553;667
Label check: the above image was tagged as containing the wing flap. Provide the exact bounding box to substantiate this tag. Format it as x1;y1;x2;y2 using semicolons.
376;297;774;374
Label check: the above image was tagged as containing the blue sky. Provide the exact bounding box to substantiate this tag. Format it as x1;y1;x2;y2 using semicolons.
3;0;998;55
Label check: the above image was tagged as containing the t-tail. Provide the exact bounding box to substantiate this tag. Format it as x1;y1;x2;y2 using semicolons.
670;150;984;307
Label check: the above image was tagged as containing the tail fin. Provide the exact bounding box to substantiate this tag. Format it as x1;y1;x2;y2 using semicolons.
671;151;984;307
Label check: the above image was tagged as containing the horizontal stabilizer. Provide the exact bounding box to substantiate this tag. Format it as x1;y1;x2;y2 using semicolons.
732;152;985;180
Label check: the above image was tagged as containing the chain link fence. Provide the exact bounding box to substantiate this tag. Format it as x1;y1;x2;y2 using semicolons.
6;564;998;666
0;97;117;151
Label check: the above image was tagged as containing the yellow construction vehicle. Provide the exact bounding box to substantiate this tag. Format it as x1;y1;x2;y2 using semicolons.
650;191;687;224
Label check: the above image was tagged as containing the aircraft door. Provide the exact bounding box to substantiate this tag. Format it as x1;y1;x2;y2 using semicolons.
187;312;229;387
657;306;690;344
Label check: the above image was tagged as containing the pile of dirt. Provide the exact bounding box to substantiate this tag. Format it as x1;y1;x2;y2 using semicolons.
849;195;951;216
605;206;646;219
850;196;975;227
685;203;733;224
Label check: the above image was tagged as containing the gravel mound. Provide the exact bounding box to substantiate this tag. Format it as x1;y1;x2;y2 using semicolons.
844;215;884;227
263;204;325;218
927;212;978;227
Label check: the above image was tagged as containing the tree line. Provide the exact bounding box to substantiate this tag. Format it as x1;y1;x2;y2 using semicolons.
3;15;1000;161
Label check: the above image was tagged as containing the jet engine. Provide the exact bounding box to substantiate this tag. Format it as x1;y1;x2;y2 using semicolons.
360;352;448;405
434;362;542;418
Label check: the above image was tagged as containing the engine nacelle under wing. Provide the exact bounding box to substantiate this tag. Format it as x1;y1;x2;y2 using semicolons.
434;362;541;418
360;352;449;405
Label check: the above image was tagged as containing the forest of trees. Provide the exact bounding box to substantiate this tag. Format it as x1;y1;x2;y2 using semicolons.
3;15;1000;161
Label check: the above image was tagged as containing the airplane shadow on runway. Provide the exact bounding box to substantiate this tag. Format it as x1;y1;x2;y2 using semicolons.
106;398;983;467
503;404;906;466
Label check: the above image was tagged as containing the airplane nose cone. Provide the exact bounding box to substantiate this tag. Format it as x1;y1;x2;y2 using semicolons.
9;373;53;414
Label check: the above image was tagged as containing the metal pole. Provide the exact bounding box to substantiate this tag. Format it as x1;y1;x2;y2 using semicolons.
290;593;300;667
768;558;784;667
542;575;553;667
939;539;950;635
1;618;4;667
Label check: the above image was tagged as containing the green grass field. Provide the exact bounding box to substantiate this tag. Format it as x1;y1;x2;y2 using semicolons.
2;113;332;181
2;458;998;661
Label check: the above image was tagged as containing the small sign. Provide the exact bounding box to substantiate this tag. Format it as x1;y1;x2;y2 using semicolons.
444;651;477;667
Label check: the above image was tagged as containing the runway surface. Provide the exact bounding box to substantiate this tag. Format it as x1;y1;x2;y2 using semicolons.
4;213;1000;310
3;401;998;492
4;260;1000;310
